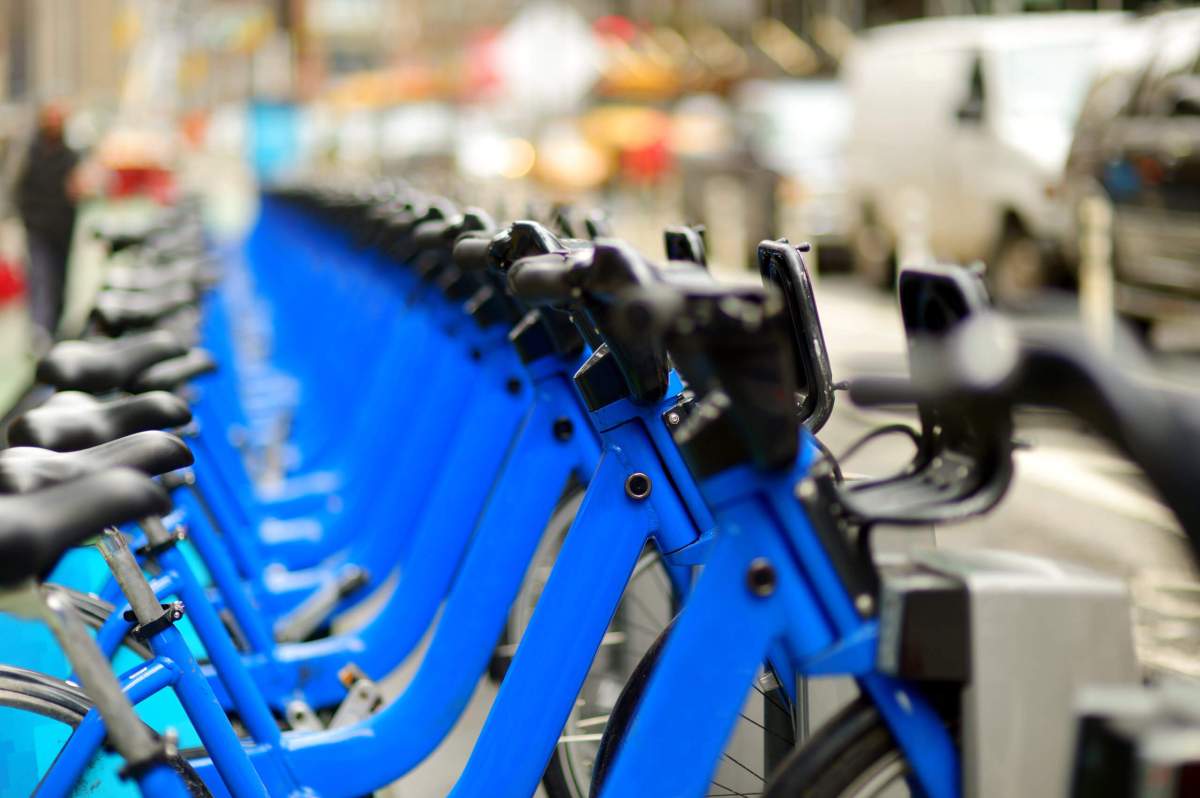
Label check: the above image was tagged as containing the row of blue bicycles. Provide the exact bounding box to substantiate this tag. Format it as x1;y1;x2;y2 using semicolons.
0;181;1196;798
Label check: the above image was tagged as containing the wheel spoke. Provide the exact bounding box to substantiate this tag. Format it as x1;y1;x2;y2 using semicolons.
705;777;762;798
735;710;795;746
720;750;766;783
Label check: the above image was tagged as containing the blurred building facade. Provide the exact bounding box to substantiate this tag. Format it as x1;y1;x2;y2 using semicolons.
0;0;1154;108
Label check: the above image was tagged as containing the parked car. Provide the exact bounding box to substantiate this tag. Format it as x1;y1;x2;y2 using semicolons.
1064;9;1200;335
842;13;1123;299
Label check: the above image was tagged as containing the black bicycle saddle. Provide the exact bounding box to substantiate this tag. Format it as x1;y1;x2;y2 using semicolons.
104;257;217;293
93;226;153;254
93;283;198;334
7;391;192;451
0;469;171;586
0;431;194;495
128;349;217;393
38;330;187;394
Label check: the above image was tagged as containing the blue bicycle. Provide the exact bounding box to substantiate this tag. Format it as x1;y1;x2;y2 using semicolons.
0;185;1157;798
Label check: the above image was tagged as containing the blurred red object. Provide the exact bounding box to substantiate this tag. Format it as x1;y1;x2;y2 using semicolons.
109;167;177;204
181;111;210;149
462;28;502;101
0;256;26;304
594;15;639;42
620;137;672;184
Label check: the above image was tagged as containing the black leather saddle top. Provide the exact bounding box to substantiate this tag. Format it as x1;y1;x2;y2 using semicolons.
0;470;170;585
104;257;217;292
7;391;191;451
0;431;194;495
38;331;186;393
93;283;197;334
129;349;216;393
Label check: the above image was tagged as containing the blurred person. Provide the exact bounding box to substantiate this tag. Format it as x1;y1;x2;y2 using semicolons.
15;104;79;343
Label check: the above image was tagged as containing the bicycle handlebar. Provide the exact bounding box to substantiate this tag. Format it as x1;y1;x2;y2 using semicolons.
452;235;493;273
506;252;587;306
880;315;1200;555
848;376;920;407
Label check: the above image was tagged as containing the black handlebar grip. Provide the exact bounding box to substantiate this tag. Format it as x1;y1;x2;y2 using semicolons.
452;234;494;273
413;219;452;251
507;253;583;306
447;209;495;242
848;376;920;407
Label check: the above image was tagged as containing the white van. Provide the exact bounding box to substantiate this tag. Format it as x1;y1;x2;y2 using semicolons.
842;14;1123;300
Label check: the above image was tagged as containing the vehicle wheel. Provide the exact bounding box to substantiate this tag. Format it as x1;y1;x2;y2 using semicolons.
0;664;211;796
764;695;955;798
989;225;1051;306
587;620;796;798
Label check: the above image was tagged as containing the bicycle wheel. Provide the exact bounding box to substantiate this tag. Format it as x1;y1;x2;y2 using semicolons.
588;619;796;798
0;664;210;797
506;484;681;798
765;696;955;798
542;548;680;798
513;507;795;798
492;484;589;684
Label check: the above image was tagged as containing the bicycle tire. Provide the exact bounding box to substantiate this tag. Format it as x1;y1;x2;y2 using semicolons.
540;550;677;798
0;664;211;797
503;483;680;798
588;619;796;798
491;484;587;685
765;695;957;798
586;616;675;795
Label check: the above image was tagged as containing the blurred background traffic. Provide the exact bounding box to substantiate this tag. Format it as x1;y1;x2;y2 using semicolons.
1;1;1197;372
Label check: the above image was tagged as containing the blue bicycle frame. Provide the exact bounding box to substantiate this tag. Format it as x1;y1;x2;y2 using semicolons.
39;586;272;798
184;374;715;798
90;336;540;713
40;345;598;796
596;432;961;798
48;236;541;709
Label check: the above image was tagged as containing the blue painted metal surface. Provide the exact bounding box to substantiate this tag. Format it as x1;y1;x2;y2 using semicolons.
3;195;973;798
598;435;961;798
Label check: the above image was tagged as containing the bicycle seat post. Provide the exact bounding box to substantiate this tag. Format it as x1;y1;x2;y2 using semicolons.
40;589;174;778
97;528;166;626
95;528;274;797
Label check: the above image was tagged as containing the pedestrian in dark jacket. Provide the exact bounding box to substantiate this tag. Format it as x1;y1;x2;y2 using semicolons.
16;105;79;341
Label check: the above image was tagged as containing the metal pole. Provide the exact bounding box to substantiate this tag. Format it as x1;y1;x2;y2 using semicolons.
1079;193;1115;351
896;186;932;270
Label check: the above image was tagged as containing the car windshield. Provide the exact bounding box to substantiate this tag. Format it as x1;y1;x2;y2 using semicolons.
993;42;1100;124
